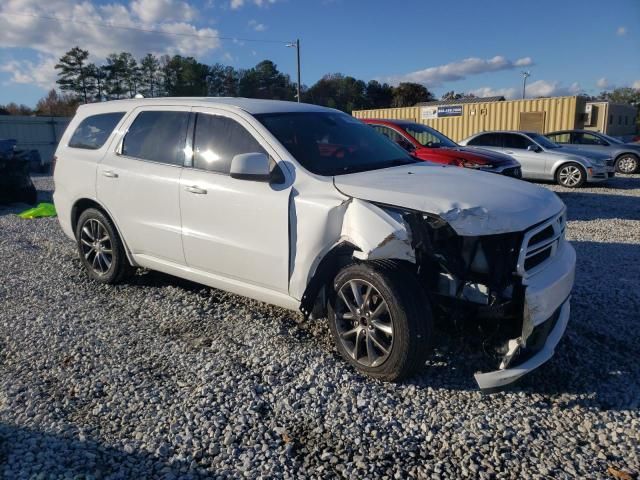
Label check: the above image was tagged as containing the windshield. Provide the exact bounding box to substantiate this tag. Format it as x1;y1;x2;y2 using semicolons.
600;133;623;144
402;123;457;148
529;133;561;149
255;112;419;176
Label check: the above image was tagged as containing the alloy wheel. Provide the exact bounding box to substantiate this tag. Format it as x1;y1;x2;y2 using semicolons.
334;279;394;367
79;218;113;275
617;155;638;174
558;165;582;187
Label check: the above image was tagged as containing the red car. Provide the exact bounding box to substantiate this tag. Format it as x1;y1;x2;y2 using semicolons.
363;119;522;178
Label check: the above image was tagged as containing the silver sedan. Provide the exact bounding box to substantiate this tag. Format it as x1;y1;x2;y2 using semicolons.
545;129;640;174
459;130;614;188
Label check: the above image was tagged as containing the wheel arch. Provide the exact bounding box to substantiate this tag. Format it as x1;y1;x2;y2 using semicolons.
71;197;136;266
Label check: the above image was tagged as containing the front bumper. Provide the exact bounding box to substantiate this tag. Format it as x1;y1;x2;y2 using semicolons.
474;241;576;390
587;166;611;182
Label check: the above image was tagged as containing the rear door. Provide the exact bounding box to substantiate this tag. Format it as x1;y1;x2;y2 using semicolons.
96;106;190;264
465;133;503;154
179;107;291;293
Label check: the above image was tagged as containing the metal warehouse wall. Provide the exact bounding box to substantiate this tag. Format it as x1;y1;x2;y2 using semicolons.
0;115;71;163
353;96;586;142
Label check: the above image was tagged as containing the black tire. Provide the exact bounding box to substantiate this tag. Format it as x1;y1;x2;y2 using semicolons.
75;208;134;284
327;262;433;381
615;154;639;174
555;162;586;188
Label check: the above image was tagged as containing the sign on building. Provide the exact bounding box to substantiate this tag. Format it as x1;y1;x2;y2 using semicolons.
420;105;463;119
437;106;463;117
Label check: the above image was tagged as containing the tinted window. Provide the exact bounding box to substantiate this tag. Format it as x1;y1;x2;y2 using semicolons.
503;134;533;150
122;111;190;165
403;123;457;148
193;114;266;173
69;112;125;150
467;133;502;147
547;133;571;144
575;133;606;145
256;112;418;176
372;125;414;151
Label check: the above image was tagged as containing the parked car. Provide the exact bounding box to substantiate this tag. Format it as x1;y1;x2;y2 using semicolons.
362;119;522;178
459;130;614;188
545;129;640;174
54;98;576;390
0;138;37;205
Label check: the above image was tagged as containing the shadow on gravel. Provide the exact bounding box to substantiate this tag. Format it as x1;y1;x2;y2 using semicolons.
554;191;640;221
0;422;208;479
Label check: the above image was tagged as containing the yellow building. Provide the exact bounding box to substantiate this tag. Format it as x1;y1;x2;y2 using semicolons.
353;96;608;142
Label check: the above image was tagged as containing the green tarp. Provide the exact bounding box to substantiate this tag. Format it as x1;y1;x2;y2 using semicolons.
18;202;57;219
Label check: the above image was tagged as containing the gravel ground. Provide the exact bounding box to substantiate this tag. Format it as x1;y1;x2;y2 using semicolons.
0;174;638;479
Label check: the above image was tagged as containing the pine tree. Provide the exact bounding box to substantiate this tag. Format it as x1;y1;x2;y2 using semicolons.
55;47;92;103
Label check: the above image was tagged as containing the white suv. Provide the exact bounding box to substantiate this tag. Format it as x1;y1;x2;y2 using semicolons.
54;98;576;390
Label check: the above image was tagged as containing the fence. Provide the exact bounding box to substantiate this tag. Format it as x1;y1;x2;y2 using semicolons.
0;115;71;167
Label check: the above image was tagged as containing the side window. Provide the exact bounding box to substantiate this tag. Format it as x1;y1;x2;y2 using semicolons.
193;114;266;174
373;125;413;151
574;133;605;145
122;111;190;165
69;112;125;150
467;133;501;147
548;133;570;144
503;134;533;150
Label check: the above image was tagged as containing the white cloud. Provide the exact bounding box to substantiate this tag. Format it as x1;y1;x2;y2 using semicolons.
596;77;609;89
248;19;266;31
469;80;582;100
633;80;640;89
0;0;222;91
230;0;276;8
386;55;534;87
617;26;627;36
525;80;582;98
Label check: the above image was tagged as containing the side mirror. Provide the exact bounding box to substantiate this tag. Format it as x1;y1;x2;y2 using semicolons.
527;145;541;152
230;152;272;181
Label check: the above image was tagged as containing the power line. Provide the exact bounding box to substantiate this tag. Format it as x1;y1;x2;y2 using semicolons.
0;11;292;44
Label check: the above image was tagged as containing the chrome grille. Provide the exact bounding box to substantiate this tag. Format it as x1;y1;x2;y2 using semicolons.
517;211;566;276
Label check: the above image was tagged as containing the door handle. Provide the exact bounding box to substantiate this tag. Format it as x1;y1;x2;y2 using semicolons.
185;185;207;194
102;170;118;178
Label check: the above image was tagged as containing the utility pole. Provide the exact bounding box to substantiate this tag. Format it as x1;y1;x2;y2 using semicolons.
286;39;301;102
521;71;531;99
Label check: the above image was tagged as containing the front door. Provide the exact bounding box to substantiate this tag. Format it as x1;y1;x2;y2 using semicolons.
96;106;190;264
179;108;291;293
502;133;547;179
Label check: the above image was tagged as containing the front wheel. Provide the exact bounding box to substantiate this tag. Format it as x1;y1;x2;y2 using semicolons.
556;163;586;188
328;262;433;381
615;154;639;174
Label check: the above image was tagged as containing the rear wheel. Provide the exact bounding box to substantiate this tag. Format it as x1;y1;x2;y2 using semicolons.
556;163;586;188
75;208;134;284
328;262;433;381
615;154;639;174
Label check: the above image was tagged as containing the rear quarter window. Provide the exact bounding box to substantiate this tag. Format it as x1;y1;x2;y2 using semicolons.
68;112;125;150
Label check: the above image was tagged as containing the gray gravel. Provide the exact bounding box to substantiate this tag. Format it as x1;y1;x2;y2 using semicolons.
0;174;638;479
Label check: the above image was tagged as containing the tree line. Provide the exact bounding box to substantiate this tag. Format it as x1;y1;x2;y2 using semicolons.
2;46;639;117
1;46;436;116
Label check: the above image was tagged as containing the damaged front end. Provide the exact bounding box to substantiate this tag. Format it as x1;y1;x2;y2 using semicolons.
391;206;575;390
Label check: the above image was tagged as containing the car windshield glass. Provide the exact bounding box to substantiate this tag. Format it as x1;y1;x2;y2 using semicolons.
529;133;561;149
402;123;457;148
255;112;419;176
600;133;623;144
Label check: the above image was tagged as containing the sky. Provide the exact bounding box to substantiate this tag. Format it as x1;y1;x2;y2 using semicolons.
0;0;639;107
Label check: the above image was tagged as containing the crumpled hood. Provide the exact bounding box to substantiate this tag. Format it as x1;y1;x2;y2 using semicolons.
333;163;564;236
